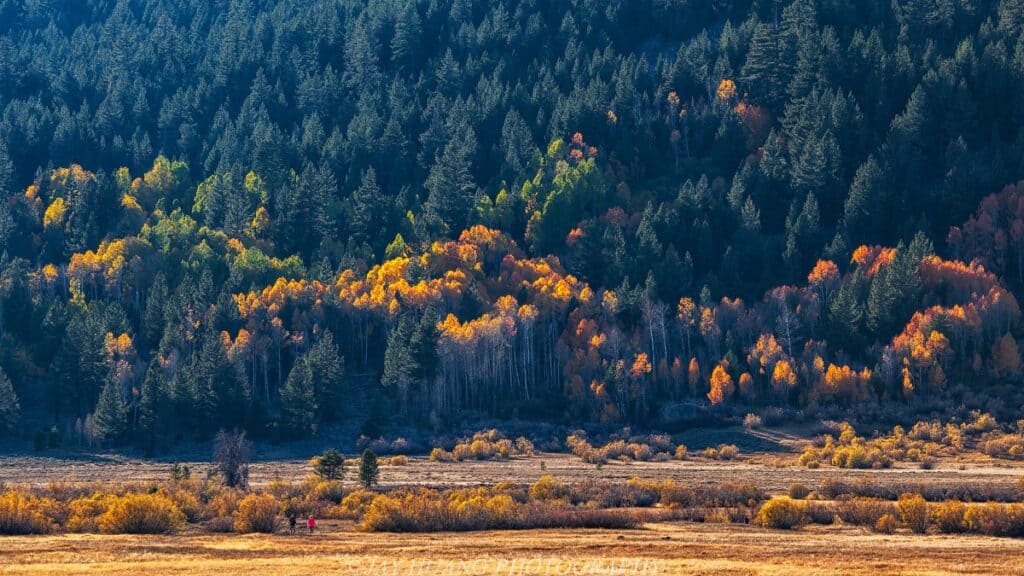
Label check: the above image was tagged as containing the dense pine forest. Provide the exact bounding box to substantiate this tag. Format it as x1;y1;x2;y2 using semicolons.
2;0;1024;451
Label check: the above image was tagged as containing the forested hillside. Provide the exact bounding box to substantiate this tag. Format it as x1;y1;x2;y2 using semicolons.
2;0;1024;449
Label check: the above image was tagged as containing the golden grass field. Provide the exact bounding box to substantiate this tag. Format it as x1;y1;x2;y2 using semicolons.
3;522;1024;576
3;426;1024;576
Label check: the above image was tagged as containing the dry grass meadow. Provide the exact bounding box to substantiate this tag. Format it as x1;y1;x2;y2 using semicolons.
3;522;1024;575
4;425;1024;576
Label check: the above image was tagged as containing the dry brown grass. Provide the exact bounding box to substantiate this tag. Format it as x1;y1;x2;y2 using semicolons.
2;522;1024;575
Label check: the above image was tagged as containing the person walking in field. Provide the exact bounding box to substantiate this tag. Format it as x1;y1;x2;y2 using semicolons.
288;514;297;534
307;515;317;534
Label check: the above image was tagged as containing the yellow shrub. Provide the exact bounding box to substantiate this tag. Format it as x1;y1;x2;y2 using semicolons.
307;480;346;504
98;493;185;534
161;486;202;523
703;444;739;460
874;513;898;534
334;489;379;520
205;489;241;519
755;497;806;529
931;500;967;533
234;493;279;534
429;447;453;462
387;455;409;466
674;444;688;460
66;493;118;532
897;493;928;534
529;475;568;502
0;490;54;534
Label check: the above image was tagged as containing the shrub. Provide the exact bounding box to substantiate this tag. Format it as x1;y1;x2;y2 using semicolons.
818;478;852;499
874;513;898;534
307;480;346;504
431;430;533;462
429;447;452;462
743;413;763;429
623;477;661;507
333;490;378;520
786;483;810;500
674;444;688;460
358;488;641;533
755;497;806;529
836;498;895;527
698;482;763;507
702;444;739;460
703;510;732;523
931;500;967;533
566;433;674;464
66;493;117;532
387;455;409;466
514;437;535;456
205;516;235;533
161;485;202;523
0;490;54;534
659;481;696;508
205;488;241;519
804;501;836;525
234;493;279;534
98;493;185;534
529;475;568;502
968;503;1024;537
897;493;928;534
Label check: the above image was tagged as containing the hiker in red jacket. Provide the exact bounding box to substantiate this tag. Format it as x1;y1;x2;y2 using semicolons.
307;515;317;534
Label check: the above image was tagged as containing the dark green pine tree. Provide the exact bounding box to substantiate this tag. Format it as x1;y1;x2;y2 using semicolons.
635;203;663;273
92;375;127;445
421;128;477;238
307;330;344;422
0;366;20;434
137;358;171;455
314;448;345;481
358;449;379;488
740;23;793;109
280;356;317;439
351;167;386;249
52;312;109;419
791;138;828;199
0;139;13;197
840;155;885;247
309;161;338;248
382;313;418;415
390;1;422;68
828;276;864;352
143;273;169;348
500;109;535;178
188;337;247;437
760;129;789;183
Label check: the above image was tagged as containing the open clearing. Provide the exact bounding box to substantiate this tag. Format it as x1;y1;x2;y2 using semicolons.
3;522;1024;576
4;429;1024;575
3;450;1023;494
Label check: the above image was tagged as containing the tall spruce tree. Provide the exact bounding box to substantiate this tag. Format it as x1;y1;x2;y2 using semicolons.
0;366;20;434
